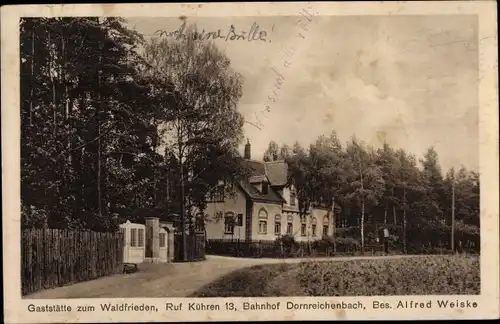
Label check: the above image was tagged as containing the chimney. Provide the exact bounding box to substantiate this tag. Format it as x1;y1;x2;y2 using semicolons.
244;138;251;160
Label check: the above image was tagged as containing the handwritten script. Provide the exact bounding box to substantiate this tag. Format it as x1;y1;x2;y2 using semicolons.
154;21;272;43
251;7;318;130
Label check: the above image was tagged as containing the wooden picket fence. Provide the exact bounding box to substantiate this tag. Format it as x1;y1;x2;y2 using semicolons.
21;228;124;296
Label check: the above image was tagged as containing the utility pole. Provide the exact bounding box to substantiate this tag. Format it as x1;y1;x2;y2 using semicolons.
451;170;456;252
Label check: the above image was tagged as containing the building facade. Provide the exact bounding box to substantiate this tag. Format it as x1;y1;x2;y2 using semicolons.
197;140;335;242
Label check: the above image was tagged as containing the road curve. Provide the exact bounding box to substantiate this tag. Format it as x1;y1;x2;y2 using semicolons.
25;254;427;299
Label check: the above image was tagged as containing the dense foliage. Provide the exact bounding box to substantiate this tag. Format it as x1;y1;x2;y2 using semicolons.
263;132;480;251
20;18;245;234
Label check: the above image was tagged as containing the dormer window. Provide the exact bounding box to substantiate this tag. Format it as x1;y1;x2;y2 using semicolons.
208;182;225;202
290;189;296;206
262;181;268;194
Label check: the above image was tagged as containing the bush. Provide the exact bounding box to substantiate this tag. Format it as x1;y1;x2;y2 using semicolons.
312;236;334;250
281;234;298;246
21;205;48;228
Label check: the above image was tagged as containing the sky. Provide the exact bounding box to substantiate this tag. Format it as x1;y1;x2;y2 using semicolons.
125;15;479;172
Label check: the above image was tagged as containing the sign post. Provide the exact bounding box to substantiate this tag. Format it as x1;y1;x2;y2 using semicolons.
383;227;389;255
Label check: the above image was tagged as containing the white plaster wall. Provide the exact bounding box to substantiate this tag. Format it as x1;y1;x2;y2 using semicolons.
201;183;247;240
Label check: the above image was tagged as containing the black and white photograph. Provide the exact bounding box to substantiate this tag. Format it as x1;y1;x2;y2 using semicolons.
2;2;498;322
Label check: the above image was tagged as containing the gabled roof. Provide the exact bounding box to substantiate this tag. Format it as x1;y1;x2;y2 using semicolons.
239;158;288;187
231;158;287;203
242;159;266;177
237;180;285;203
264;160;288;186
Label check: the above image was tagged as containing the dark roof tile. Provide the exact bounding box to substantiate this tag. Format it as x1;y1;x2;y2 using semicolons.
265;160;288;186
237;180;285;203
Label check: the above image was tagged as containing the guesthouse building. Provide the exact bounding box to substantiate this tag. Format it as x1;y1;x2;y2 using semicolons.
195;140;335;242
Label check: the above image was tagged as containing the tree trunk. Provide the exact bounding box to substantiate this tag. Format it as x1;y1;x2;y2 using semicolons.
451;174;455;252
384;206;387;225
76;94;86;220
332;197;336;253
403;186;407;254
96;18;103;219
166;168;170;213
47;31;57;137
393;205;397;225
357;148;365;253
29;29;35;127
361;199;365;252
61;31;69;121
179;134;187;261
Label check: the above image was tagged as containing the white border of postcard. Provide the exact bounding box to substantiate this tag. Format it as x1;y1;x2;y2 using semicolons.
2;1;499;322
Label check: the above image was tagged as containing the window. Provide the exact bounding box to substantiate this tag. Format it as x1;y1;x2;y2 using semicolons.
311;217;317;237
258;208;268;219
236;214;243;226
259;220;268;234
258;208;268;234
262;182;269;194
290;190;296;206
224;212;235;234
209;185;225;202
130;228;137;247
323;215;329;236
274;222;281;235
300;223;307;236
286;215;293;234
159;233;166;247
138;229;145;247
274;214;281;235
300;216;307;236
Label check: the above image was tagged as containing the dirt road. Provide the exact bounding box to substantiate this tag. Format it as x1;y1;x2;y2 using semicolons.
25;255;425;299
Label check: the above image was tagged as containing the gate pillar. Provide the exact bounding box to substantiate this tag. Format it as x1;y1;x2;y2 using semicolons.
145;217;160;263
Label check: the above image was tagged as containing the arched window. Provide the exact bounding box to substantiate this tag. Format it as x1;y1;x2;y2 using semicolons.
323;215;329;236
300;215;307;236
224;212;235;234
258;208;268;234
274;214;282;235
311;217;318;237
286;214;293;234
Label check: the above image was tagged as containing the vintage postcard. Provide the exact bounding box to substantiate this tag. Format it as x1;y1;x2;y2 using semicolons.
2;1;499;322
